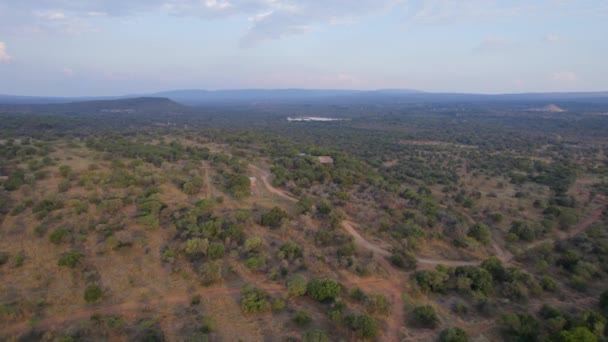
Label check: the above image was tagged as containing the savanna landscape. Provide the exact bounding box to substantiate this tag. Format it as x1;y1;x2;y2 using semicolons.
1;95;608;341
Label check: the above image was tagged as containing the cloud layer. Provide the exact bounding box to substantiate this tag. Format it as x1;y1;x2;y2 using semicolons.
0;42;12;62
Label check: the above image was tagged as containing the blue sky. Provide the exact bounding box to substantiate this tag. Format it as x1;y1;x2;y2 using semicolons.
0;0;606;96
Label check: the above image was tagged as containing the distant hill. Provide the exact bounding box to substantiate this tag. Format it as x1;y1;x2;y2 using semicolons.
0;97;187;115
152;89;422;105
1;90;608;106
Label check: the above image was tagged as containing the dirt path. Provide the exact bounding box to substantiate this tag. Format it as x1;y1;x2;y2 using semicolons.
343;221;391;258
250;164;298;202
521;200;605;254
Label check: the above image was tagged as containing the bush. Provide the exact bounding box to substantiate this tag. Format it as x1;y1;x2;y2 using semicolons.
559;327;596;342
84;284;103;303
439;327;470;342
287;274;308;297
307;278;341;302
240;284;271;313
390;249;418;270
260;207;289;228
293;310;312;326
412;305;438;328
365;294;390;315
244;236;263;253
302;330;329;342
49;228;70;244
279;241;303;260
244;255;266;271
600;290;608;317
467;224;491;244
0;252;9;266
184;238;209;257
499;313;539;341
346;314;377;338
199;261;223;285
207;242;225;260
58;252;84;268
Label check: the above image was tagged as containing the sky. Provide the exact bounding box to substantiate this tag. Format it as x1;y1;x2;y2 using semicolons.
0;0;607;96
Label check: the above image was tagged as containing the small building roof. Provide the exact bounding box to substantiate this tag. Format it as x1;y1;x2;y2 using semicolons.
318;156;334;164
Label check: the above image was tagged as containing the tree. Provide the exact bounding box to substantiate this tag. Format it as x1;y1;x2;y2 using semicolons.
412;305;439;328
499;313;539;341
559;327;597;342
481;257;507;282
390;249;417;270
293;310;312;326
57;252;84;268
49;228;70;244
296;197;314;214
287;274;308;297
199;261;222;285
439;327;470;342
260;206;289;228
240;284;271;313
244;236;262;253
84;285;103;303
307;278;341;302
346;314;377;338
302;330;329;342
468;224;491;244
207;242;225;260
184;238;209;257
600;290;608;317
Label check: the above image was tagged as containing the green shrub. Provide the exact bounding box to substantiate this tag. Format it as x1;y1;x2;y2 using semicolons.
302;330;329;342
412;305;438;328
365;294;390;315
350;286;366;302
199;261;223;285
58;252;84;268
559;327;596;342
439;327;470;342
207;242;225;260
390;249;418;270
260;207;289;228
12;253;25;267
279;241;303;260
244;236;263;253
161;249;176;263
499;313;539;341
0;252;9;266
184;238;209;257
244;255;266;271
307;278;341;302
49;228;70;244
84;284;103;303
287;274;308;297
240;284;271;313
600;290;608;317
346;314;377;338
467;224;491;244
293;310;312;326
272;298;286;311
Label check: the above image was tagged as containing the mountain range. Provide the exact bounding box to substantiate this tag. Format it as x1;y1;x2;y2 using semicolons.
1;89;608;106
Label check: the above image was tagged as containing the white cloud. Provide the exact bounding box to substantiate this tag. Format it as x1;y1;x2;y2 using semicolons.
544;34;560;42
406;0;534;24
551;71;578;82
34;10;67;20
205;0;233;10
62;67;75;77
474;37;515;53
0;42;12;62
